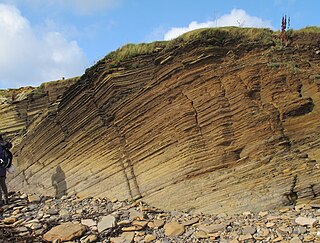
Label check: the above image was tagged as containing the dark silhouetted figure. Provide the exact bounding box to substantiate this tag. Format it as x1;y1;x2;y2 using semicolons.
0;134;11;205
51;165;67;198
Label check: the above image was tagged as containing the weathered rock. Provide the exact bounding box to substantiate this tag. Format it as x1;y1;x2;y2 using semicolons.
80;234;98;243
128;209;145;220
295;216;317;227
43;222;86;242
304;235;314;241
183;217;199;226
81;219;97;227
46;208;59;215
110;232;135;243
293;226;307;234
242;225;256;235
197;223;226;233
144;234;157;242
122;226;142;231
238;233;252;241
97;215;116;233
164;221;185;237
132;220;148;228
272;236;284;242
258;211;269;217
310;199;320;208
25;222;42;230
289;237;299;243
266;222;275;228
28;194;41;203
3;217;16;224
59;209;69;217
194;231;209;239
258;228;270;237
153;219;165;228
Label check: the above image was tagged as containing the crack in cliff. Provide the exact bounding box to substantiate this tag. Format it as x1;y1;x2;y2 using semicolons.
113;122;142;200
284;175;298;205
181;91;203;135
215;78;237;160
53;117;69;141
266;102;292;149
85;83;142;200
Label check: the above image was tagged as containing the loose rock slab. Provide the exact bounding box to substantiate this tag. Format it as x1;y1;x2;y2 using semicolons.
164;221;185;237
97;215;116;233
43;222;86;242
295;216;317;227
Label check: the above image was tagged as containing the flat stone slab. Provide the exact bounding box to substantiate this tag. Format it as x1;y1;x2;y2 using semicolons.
43;222;86;242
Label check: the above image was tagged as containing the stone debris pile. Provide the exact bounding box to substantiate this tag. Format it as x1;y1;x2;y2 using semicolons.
0;192;320;242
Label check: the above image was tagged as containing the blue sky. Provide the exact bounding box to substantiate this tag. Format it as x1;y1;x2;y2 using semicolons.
0;0;318;89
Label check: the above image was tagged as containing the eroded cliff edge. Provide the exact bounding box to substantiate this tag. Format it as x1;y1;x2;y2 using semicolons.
2;27;320;214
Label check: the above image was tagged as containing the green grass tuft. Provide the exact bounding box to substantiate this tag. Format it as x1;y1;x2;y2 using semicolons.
104;27;275;63
295;26;320;33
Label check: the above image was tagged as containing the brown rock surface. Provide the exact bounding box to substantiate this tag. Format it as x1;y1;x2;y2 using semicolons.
164;221;185;236
42;222;86;241
2;27;320;214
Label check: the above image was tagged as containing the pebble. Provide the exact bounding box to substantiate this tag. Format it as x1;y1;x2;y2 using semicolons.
153;219;165;228
144;234;157;242
81;219;96;227
295;216;318;227
27;194;41;203
239;233;252;240
164;221;185;236
43;222;86;242
290;236;302;243
242;225;256;235
0;191;320;242
97;215;116;233
194;230;208;239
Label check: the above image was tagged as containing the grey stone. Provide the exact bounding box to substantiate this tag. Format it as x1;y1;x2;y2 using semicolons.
97;215;116;233
290;236;302;243
295;216;317;226
293;226;307;234
242;226;256;235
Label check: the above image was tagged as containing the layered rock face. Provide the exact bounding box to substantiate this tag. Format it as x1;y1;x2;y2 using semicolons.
3;28;320;214
0;78;78;140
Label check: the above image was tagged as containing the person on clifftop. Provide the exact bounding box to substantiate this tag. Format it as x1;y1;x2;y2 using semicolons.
0;134;11;206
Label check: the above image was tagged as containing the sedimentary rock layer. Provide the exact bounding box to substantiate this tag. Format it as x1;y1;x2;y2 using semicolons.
3;28;320;214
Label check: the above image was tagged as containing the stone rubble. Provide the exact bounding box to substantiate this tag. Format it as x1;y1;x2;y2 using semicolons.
0;192;320;242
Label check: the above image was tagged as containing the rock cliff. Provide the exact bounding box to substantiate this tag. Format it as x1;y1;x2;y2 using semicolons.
2;27;320;214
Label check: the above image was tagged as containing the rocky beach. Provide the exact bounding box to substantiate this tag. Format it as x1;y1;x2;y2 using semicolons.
1;192;320;242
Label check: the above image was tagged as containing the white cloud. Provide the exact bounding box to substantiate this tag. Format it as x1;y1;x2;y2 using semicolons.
164;9;274;40
0;4;86;89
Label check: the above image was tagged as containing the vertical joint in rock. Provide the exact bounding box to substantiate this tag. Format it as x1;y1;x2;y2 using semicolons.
113;122;141;200
310;184;317;198
284;174;298;205
181;92;202;135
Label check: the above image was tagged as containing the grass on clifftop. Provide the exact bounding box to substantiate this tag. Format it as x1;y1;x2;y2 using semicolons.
295;26;320;33
106;41;168;62
105;27;274;63
105;26;320;64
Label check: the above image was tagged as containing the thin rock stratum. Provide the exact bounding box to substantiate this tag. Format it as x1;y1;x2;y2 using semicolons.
1;27;320;214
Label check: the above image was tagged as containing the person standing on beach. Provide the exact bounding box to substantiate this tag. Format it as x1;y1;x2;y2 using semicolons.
0;134;11;205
